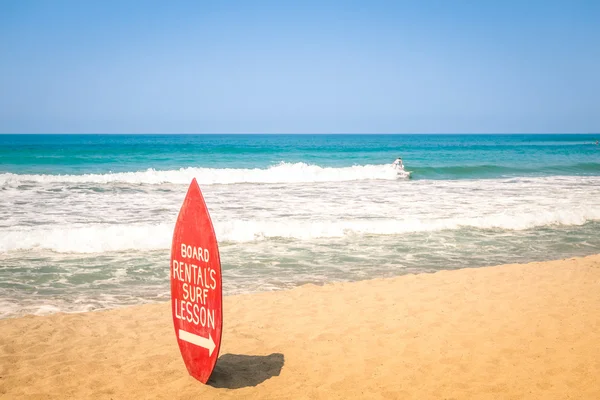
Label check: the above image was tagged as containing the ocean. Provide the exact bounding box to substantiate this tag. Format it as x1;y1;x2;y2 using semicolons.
1;134;599;318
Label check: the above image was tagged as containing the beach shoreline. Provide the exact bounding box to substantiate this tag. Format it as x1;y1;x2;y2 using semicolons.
1;254;600;399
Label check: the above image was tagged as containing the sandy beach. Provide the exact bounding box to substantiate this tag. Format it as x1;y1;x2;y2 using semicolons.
1;254;599;399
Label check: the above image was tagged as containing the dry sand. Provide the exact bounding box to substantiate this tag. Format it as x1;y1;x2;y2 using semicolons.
1;254;600;399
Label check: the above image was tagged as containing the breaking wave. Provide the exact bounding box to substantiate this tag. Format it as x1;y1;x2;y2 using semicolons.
0;162;405;186
2;207;600;253
2;161;598;187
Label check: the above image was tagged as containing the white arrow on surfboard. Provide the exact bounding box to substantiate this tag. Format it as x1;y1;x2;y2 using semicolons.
178;330;216;356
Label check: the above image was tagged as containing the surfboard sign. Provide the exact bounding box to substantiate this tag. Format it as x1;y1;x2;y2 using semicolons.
171;178;223;383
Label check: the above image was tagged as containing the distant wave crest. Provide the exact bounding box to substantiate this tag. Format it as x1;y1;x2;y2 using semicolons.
0;162;407;186
3;161;598;186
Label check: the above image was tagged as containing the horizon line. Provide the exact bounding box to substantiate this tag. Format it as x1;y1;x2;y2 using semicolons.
1;132;599;135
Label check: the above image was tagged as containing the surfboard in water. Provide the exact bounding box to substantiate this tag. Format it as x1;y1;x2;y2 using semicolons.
170;178;223;383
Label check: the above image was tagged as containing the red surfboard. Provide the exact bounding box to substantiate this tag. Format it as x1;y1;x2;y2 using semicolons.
171;178;222;383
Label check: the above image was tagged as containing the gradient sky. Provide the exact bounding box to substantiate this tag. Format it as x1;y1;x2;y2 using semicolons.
1;0;599;133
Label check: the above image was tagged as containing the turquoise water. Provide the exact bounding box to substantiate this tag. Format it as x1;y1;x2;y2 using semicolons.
1;134;599;318
1;134;599;177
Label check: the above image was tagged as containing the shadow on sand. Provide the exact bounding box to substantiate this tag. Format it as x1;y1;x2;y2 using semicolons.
208;353;285;389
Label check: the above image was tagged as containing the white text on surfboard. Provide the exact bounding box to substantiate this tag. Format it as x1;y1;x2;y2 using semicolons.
180;243;210;263
172;260;217;289
174;299;216;329
173;242;217;329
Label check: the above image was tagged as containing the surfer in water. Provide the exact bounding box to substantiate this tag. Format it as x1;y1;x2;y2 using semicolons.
392;157;411;178
392;157;405;170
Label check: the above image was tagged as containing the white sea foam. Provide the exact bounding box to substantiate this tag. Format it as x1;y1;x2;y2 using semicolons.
2;173;600;318
2;175;600;253
2;205;600;253
0;224;171;253
0;162;402;186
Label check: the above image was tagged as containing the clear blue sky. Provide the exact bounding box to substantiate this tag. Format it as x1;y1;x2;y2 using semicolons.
1;0;598;133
